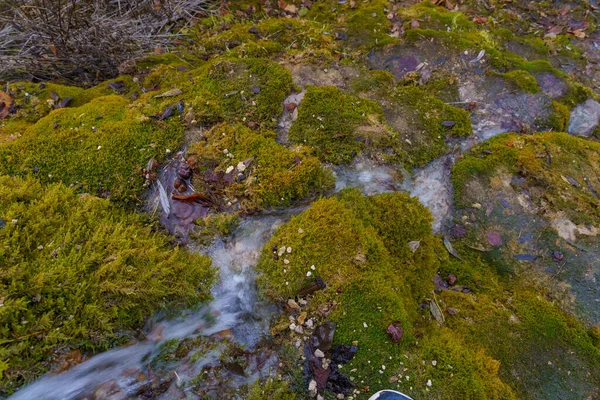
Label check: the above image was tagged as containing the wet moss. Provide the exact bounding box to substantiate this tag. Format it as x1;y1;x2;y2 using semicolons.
398;2;477;32
246;377;296;400
0;119;33;144
0;95;183;205
288;85;385;165
187;123;334;211
344;0;397;49
0;176;215;393
192;213;240;246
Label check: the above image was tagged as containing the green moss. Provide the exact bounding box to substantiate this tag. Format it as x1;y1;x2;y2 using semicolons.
398;2;477;32
500;70;540;94
345;0;397;49
0;95;183;205
188;123;334;210
6;78;140;124
137;57;293;129
0;176;215;393
542;101;570;132
256;189;441;393
289;85;385;164
452;131;600;225
246;377;296;400
0;119;33;144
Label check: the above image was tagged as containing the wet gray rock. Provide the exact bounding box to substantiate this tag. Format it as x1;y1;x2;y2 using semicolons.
535;73;568;99
568;100;600;137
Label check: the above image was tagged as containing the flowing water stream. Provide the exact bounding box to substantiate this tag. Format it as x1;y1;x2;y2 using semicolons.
9;85;510;400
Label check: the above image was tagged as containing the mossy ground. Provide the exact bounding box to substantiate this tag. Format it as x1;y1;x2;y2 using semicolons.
188;122;334;211
0;176;215;394
0;95;182;205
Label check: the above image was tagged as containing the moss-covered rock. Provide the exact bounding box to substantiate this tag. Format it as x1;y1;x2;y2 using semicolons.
187;123;334;211
137;57;293;129
0;95;182;204
0;176;215;394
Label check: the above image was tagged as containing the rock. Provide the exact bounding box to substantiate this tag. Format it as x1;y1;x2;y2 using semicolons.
297;311;307;325
248;26;259;34
433;275;449;292
287;298;300;310
236;161;247;172
552;250;564;262
331;345;357;364
284;102;297;112
335;32;348;41
177;162;192;180
173;177;187;193
93;380;122;400
315;349;325;358
446;307;458;316
568;99;600;136
297;276;327;296
295;325;304;334
447;274;457;286
386;321;404;343
310;321;336;352
251;86;261;94
442;120;456;127
326;364;354;394
308;379;318;397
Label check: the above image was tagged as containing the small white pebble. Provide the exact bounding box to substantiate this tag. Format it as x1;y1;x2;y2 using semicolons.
37;245;43;250
432;360;437;366
306;271;312;277
97;145;102;150
311;265;316;270
226;166;234;174
166;149;171;153
286;247;292;253
223;148;229;154
363;322;368;328
284;259;290;265
427;379;432;387
298;228;304;234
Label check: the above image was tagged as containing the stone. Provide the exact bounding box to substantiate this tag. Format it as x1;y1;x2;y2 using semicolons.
297;311;307;325
386;321;403;343
568;99;600;136
287;299;300;310
315;349;325;358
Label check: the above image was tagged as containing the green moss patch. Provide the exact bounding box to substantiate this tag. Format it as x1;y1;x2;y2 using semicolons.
500;70;540;94
0;95;183;205
288;85;388;164
0;176;215;393
137;57;293;129
188;123;333;211
452;131;600;225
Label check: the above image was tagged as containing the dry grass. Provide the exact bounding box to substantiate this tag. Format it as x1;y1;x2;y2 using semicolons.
0;0;215;85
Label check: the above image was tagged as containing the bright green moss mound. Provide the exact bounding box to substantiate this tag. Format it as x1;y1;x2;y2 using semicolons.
188;123;334;210
288;86;386;164
0;176;215;393
0;95;182;204
138;57;293;129
256;189;443;392
452;131;600;225
501;70;540;94
7;77;138;123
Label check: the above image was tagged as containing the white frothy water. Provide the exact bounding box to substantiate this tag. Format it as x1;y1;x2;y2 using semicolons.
9;214;292;400
334;158;400;195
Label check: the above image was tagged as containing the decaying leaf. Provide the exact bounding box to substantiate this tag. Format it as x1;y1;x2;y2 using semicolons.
443;236;462;260
429;299;445;325
408;240;421;253
154;88;182;98
0;91;13;120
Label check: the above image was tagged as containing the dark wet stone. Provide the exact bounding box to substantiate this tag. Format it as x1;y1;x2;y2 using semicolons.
447;274;457;286
441;120;456;127
177;162;192;180
386;321;404;343
297;276;326;296
565;176;580;188
309;356;330;392
0;218;5;228
552;251;564;262
331;345;358;364
223;174;235;184
536;72;568;99
462;287;472;294
177;101;185;114
174;177;187;193
251;87;261;94
432;274;448;293
446;307;458;316
335;32;348;41
248;26;259;34
326;364;354;394
310;322;336;352
222;361;246;377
